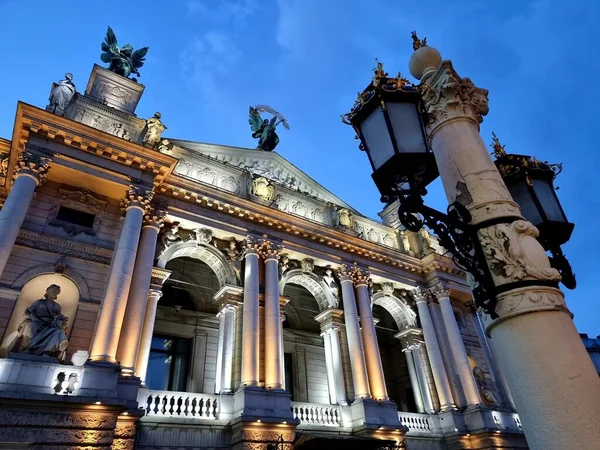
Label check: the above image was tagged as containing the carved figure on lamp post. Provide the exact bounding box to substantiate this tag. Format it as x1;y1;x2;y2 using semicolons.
8;284;69;361
47;73;76;116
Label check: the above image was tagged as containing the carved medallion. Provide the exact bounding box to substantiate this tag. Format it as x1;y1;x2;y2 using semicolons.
250;176;275;202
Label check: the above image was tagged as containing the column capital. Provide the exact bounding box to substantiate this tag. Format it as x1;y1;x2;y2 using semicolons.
258;239;284;260
395;327;425;351
150;267;171;291
147;289;163;302
420;60;489;134
217;303;237;317
143;208;167;229
213;284;244;306
351;267;371;287
121;186;153;212
412;286;432;304
429;281;451;301
242;235;262;256
13;151;51;186
336;264;354;282
315;308;344;332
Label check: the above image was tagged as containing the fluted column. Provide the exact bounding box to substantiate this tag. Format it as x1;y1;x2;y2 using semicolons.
0;152;50;279
89;186;153;364
431;282;481;407
135;290;163;384
215;304;236;393
241;237;260;387
260;240;284;390
396;329;425;413
413;287;455;410
316;308;348;405
414;346;436;413
337;265;370;400
116;209;165;374
353;268;388;401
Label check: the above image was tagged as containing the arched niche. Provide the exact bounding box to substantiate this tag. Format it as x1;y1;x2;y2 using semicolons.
0;273;80;356
372;292;417;331
157;241;237;287
279;269;337;312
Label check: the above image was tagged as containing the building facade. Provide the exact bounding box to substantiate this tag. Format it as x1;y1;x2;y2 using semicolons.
0;61;528;449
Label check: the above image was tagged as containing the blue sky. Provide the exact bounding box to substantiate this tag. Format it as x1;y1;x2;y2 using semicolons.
0;0;599;334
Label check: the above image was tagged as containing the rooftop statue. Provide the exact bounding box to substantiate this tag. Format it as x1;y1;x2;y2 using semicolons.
47;73;76;116
100;26;149;80
248;105;289;151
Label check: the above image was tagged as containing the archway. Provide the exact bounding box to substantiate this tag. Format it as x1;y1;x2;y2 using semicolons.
0;273;80;357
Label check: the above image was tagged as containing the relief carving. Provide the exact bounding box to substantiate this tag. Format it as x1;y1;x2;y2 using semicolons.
250;176;275;202
197;167;216;184
332;207;354;231
221;176;240;194
291;201;307;217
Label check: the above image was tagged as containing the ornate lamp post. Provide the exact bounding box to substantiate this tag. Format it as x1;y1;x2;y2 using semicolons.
344;33;600;450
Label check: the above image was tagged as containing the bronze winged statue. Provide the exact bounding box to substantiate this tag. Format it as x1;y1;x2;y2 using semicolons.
100;26;149;80
248;105;289;152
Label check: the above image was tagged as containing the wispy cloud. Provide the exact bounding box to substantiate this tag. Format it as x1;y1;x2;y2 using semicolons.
186;0;258;27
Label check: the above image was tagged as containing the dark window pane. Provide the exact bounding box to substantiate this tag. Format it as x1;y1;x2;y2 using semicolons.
148;334;191;392
146;352;171;390
56;206;95;228
284;353;294;400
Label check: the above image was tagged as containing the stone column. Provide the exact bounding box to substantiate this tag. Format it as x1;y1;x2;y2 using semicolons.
213;285;244;390
135;290;163;384
431;282;481;407
413;287;455;410
353;268;388;401
0;152;50;279
410;42;600;449
240;237;260;387
116;209;165;374
396;329;426;413
217;304;236;393
414;345;436;413
89;186;153;364
337;265;371;399
215;310;227;394
316;308;348;405
260;240;284;390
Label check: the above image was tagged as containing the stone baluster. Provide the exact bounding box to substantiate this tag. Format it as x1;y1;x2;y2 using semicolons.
240;236;261;387
316;308;348;405
0;151;50;279
337;265;371;399
260;240;284;390
431;281;481;408
413;287;455;411
116;209;166;374
352;268;388;401
89;186;153;364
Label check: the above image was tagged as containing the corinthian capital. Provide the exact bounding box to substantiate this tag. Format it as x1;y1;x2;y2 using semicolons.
121;186;153;212
14;151;51;185
411;286;431;303
143;208;167;229
429;281;451;301
351;267;371;287
242;235;262;256
259;239;284;260
420;61;489;133
336;264;354;282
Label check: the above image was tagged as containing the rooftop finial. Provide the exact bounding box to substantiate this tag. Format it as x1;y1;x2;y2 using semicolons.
491;132;506;158
411;31;427;51
373;58;388;82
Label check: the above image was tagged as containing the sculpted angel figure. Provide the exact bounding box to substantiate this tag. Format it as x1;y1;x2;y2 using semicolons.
8;284;69;360
248;105;289;151
100;26;149;79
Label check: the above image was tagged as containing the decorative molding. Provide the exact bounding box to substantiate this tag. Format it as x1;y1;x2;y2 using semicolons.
121;185;153;211
15;229;112;265
13;151;51;185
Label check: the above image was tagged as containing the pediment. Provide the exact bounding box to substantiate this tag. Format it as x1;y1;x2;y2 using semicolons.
169;139;355;210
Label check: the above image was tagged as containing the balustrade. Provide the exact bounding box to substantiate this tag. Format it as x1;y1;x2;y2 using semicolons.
138;388;219;419
398;411;433;434
291;402;342;427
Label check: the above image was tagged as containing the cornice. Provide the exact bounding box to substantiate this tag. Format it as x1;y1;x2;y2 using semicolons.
9;102;178;186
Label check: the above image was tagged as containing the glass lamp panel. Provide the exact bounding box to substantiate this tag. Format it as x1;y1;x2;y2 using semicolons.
360;106;395;170
531;178;566;222
507;181;543;227
386;102;427;154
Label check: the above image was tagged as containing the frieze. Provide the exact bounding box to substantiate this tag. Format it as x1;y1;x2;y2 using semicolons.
15;229;112;265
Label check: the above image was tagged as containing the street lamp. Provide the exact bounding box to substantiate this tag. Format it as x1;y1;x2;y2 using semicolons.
490;133;576;289
342;60;438;199
343;59;498;317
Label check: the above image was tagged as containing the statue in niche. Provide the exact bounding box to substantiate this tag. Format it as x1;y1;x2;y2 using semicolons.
219;237;242;281
47;73;76;116
332;207;354;230
100;26;149;80
8;285;69;361
322;268;340;303
250;177;275;202
143;112;167;148
473;366;499;406
248;105;289;151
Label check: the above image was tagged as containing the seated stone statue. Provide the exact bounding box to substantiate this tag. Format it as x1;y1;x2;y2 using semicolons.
473;366;499;406
8;284;69;361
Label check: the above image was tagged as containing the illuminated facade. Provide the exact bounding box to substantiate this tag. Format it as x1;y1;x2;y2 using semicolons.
0;61;529;449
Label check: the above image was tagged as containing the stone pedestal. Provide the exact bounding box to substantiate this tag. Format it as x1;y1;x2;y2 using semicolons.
84;64;145;115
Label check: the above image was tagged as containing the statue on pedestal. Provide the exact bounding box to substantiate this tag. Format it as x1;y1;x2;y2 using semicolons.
100;26;149;80
9;285;69;360
47;73;76;116
143;112;167;148
248;105;289;151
